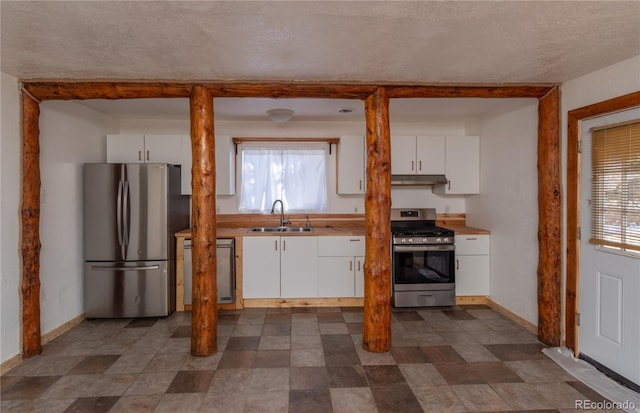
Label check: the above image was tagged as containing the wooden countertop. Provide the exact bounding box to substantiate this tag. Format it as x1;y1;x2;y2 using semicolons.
177;225;489;238
176;225;365;238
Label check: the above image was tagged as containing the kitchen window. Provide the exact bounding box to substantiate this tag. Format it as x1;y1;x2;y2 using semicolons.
239;144;327;213
590;119;640;254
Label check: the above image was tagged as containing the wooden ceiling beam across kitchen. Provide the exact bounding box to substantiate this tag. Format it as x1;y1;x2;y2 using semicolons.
21;81;555;101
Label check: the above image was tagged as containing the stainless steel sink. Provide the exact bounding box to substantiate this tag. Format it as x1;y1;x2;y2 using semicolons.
248;226;312;233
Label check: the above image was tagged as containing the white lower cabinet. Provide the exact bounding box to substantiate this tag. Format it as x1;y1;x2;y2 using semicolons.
280;236;318;298
455;234;490;296
243;236;281;298
317;236;365;298
243;236;318;299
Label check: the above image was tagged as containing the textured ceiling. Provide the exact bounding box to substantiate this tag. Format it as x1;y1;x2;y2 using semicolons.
2;1;639;84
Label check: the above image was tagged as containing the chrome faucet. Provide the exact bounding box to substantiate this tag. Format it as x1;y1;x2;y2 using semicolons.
270;199;289;227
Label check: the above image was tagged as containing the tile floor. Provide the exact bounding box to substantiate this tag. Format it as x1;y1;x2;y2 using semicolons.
0;305;623;412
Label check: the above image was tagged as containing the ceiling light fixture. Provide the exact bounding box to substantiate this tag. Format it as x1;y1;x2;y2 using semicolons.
266;108;294;123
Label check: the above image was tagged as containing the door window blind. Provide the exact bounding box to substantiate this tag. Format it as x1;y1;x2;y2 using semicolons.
590;120;640;252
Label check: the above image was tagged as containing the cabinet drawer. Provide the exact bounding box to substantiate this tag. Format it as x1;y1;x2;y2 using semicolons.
317;236;365;256
455;235;490;255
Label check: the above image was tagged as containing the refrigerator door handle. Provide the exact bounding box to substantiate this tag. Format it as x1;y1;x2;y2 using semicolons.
116;178;123;247
90;265;161;271
123;179;130;247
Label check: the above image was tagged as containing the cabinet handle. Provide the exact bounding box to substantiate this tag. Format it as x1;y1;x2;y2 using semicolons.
349;239;361;242
350;260;353;271
456;259;459;270
146;150;150;161
411;160;414;171
357;261;361;271
359;180;362;190
283;240;286;251
448;180;451;190
419;160;422;171
138;150;142;161
275;240;278;251
466;237;478;241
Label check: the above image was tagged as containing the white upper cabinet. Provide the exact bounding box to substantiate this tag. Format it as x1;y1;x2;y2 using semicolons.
179;134;236;196
433;135;480;195
144;135;183;164
106;134;145;163
391;135;445;175
106;134;182;165
337;135;365;194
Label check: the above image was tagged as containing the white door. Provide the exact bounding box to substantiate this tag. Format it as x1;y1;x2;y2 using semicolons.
579;109;640;386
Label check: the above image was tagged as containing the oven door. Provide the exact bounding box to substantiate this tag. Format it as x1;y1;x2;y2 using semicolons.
392;244;455;291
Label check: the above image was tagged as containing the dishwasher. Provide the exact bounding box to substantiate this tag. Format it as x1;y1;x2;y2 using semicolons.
183;238;235;304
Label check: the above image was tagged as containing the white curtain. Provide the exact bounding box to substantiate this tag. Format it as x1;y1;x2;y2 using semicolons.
240;148;327;212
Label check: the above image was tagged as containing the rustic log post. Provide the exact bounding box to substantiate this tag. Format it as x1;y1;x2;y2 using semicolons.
190;85;217;356
21;91;42;358
537;87;561;346
362;88;392;352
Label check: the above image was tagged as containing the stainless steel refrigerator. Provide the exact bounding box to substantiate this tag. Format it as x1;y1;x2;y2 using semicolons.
83;163;189;318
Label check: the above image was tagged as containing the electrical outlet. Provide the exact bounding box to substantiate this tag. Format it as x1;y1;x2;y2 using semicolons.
40;286;46;302
40;189;47;204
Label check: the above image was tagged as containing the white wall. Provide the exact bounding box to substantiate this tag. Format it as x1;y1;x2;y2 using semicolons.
38;101;118;336
119;118;468;215
0;79;119;364
1;73;22;363
466;99;540;325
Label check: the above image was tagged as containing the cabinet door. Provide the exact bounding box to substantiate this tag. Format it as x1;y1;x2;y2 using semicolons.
215;135;236;196
280;236;318;298
444;136;480;194
455;255;490;296
416;136;445;175
144;135;182;164
337;135;365;194
179;135;192;195
318;257;355;297
243;236;280;298
391;136;417;175
106;134;145;163
354;256;365;297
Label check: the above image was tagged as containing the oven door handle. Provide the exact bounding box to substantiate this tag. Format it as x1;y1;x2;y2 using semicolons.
393;245;455;252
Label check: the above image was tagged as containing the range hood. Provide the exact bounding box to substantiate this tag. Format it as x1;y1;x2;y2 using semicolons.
390;174;448;186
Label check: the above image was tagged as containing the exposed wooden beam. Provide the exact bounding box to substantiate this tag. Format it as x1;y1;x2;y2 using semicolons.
537;87;561;346
565;90;640;354
386;85;555;99
22;81;555;101
23;82;192;100
190;85;218;356
21;91;42;359
362;87;392;352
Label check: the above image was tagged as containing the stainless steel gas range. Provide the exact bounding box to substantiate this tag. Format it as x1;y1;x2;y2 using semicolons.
391;208;456;307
